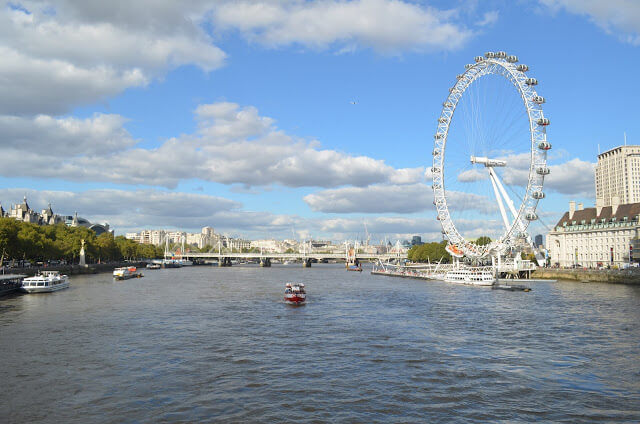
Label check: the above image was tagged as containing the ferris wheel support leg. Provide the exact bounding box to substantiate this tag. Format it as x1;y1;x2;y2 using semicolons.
489;167;519;222
488;169;511;232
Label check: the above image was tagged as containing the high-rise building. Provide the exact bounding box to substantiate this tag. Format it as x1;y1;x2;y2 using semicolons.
534;234;543;247
595;145;640;207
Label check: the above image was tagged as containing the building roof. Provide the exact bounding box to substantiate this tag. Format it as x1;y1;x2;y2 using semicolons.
555;202;640;227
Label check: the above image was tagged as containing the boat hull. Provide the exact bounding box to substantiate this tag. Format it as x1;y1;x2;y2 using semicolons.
21;281;70;293
284;294;306;305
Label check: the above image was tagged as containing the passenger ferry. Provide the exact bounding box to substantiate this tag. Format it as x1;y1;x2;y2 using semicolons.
444;267;496;286
21;271;69;293
113;266;143;280
284;282;306;305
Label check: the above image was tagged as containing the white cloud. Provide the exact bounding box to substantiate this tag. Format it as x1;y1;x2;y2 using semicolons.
0;102;424;189
477;11;499;27
0;187;449;240
0;188;241;230
304;183;495;214
457;168;487;183
546;158;596;196
0;113;136;155
540;0;640;45
0;1;226;115
212;0;473;53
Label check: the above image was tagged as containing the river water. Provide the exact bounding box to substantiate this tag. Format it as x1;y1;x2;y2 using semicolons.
1;264;639;423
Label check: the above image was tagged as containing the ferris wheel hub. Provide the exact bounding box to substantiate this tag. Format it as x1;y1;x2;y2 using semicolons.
470;156;506;167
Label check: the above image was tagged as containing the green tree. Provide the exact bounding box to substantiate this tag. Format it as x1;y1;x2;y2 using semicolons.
476;236;492;246
408;241;451;263
0;217;21;259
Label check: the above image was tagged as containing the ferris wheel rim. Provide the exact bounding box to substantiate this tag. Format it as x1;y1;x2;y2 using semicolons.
431;52;549;258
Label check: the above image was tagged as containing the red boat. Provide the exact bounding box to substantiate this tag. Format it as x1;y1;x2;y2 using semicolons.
284;283;306;305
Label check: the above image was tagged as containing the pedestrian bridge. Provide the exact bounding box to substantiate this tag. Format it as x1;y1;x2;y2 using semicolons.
172;251;406;267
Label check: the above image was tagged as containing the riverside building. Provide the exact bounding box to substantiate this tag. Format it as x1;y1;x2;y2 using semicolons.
547;145;640;268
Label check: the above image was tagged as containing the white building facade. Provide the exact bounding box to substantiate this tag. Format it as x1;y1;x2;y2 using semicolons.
547;200;640;268
595;145;640;207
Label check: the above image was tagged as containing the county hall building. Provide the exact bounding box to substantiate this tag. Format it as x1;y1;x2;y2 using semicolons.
546;145;640;268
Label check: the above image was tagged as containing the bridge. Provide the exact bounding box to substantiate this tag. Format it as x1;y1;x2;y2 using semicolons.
170;251;406;267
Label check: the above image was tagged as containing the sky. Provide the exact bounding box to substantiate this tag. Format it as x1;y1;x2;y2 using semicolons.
0;0;639;243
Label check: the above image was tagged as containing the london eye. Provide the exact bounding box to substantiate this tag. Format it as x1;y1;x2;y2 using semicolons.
431;52;550;260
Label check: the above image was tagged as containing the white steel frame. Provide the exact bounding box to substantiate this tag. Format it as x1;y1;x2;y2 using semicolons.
431;53;550;259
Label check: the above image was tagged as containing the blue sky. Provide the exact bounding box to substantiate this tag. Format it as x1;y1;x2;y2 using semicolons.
0;0;638;242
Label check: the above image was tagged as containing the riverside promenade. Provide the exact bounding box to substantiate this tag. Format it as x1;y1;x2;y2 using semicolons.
533;267;640;284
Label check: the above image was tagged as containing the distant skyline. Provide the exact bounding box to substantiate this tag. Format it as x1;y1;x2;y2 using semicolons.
1;0;639;242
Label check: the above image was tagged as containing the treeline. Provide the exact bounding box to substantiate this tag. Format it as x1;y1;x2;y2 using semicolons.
0;217;163;263
407;237;492;263
407;241;452;263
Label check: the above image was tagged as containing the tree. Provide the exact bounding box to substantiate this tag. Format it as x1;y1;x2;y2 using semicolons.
408;241;452;263
95;232;120;262
476;236;492;246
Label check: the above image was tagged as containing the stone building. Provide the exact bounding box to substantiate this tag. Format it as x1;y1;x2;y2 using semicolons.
547;200;640;268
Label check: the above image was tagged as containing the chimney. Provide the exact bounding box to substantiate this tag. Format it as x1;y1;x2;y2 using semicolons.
569;200;576;219
596;198;604;216
578;202;584;211
612;196;620;215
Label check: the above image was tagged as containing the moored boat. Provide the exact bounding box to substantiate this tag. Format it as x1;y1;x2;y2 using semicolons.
113;266;143;280
21;271;69;293
284;282;306;305
146;263;161;269
444;267;496;286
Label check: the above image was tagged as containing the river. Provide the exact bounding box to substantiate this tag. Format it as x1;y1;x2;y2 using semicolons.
1;264;639;423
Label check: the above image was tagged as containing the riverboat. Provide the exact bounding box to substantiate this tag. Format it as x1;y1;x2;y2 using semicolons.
284;282;306;305
0;274;26;296
146;263;161;269
113;266;143;280
444;268;496;286
21;271;69;293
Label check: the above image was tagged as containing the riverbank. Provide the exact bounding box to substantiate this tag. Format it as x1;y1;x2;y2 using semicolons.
1;262;149;277
532;268;640;284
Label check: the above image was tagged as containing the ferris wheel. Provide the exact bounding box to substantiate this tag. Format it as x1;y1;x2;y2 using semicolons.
431;51;550;259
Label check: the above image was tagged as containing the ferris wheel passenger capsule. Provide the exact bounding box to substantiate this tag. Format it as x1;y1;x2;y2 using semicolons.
464;64;473;69
432;149;440;156
434;133;444;139
438;117;448;123
538;141;552;150
537;118;550;126
517;64;529;72
536;166;551;175
525;212;538;221
532;96;545;104
456;74;464;80
496;51;507;58
484;52;495;58
443;102;453;108
507;55;519;63
431;167;440;173
532;191;545;199
525;78;538;86
474;56;484;63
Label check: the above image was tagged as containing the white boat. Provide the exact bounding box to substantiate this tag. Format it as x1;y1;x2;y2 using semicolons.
21;271;69;293
444;267;496;286
113;266;143;280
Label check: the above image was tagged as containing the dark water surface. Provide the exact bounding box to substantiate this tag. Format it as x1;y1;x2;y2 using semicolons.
1;264;640;423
